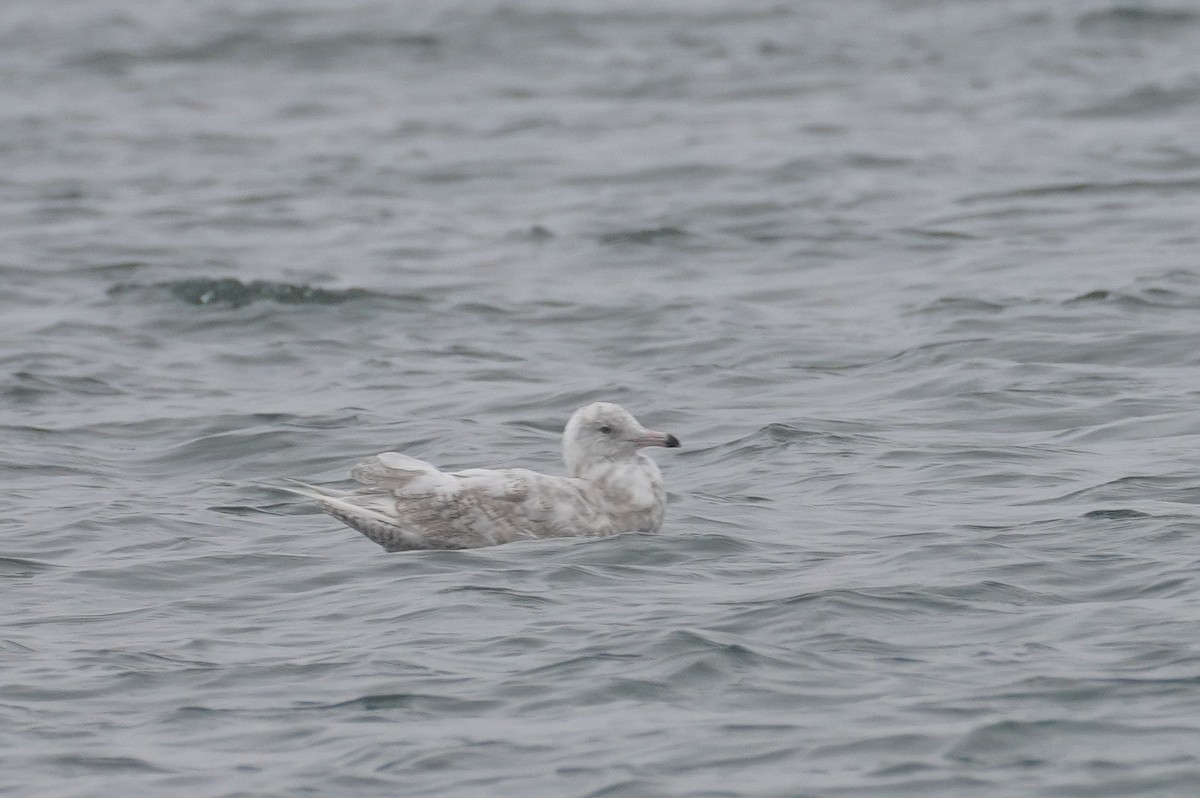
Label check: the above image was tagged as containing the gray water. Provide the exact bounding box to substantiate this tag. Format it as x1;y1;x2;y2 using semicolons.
5;1;1200;795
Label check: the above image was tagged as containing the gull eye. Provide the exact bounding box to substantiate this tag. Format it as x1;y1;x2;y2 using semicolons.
598;425;612;434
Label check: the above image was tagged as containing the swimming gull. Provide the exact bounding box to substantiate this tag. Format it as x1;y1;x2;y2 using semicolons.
282;402;681;551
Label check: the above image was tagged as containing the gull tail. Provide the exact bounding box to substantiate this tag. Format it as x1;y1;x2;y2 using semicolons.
276;480;433;553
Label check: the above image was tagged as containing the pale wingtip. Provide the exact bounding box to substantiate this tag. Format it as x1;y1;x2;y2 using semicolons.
264;479;345;500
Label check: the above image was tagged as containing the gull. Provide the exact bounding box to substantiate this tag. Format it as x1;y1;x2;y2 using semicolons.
282;402;681;551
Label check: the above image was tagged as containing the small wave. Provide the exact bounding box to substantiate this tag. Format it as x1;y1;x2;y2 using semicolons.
597;226;691;246
1078;7;1200;35
1081;508;1152;520
1021;474;1200;506
72;29;440;71
317;693;500;715
1071;80;1200;118
0;556;55;579
108;278;394;309
914;296;1011;315
961;177;1200;204
5;371;126;403
510;224;556;242
719;422;879;458
43;754;170;775
1064;286;1200;310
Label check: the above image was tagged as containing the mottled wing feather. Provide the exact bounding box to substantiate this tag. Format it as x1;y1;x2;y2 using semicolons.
382;468;597;548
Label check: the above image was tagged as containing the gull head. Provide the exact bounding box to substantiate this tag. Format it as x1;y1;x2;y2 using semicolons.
563;402;680;477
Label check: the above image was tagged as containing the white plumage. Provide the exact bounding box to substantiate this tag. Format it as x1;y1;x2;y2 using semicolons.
282;402;681;551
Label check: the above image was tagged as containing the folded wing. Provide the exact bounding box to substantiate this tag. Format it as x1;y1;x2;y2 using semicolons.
308;453;603;551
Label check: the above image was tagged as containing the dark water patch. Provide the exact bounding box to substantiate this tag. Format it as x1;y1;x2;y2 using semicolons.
568;676;680;708
42;754;170;776
486;115;565;137
1072;80;1200;117
8;604;161;631
84;260;150;274
945;717;1197;770
913;296;1012;315
210;502;278;517
107;278;403;309
1067;289;1118;303
843;153;915;171
929;580;1067;609
72;649;220;676
998;674;1200;705
517;652;640;683
588;530;759;562
0;638;36;655
980;330;1200;368
1026;474;1200;506
1;413;317;450
5;371;125;403
438;584;558;608
715;422;878;459
509;224;556;241
596;226;691;246
72;28;441;72
961;177;1200;204
1078;7;1200;35
812;731;941;765
747;586;986;621
0;556;55;579
689;490;771;505
900;227;981;244
1082;508;1152;520
650;628;760;662
765;156;829;183
444;301;515;319
405;158;552;184
532;562;645;590
318;693;501;715
1064;285;1200;310
133;421;315;473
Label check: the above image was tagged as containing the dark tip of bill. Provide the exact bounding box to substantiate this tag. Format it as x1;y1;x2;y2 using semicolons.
665;433;681;448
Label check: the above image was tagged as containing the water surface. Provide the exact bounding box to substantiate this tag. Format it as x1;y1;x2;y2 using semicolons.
5;2;1200;796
